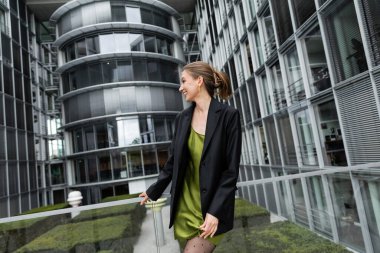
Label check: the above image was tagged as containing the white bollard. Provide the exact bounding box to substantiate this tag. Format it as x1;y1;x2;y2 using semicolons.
145;198;167;246
67;190;83;218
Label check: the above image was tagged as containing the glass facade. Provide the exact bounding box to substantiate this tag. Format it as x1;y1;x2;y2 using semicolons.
50;0;184;207
197;0;380;252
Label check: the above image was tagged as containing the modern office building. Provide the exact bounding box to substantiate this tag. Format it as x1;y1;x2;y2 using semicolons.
0;0;67;218
194;0;380;252
1;0;380;252
48;0;188;204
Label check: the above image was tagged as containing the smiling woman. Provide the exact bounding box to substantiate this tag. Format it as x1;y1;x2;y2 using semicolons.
140;61;242;253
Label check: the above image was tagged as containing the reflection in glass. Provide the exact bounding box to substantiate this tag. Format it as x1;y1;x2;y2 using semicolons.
126;6;141;23
317;100;347;166
127;151;143;177
304;27;331;94
286;47;305;103
270;63;286;110
259;124;268;164
88;156;98;182
129;34;144;51
325;1;368;82
99;154;112;181
329;173;365;251
102;61;118;83
277;113;297;165
262;8;276;57
307;176;332;237
117;117;141;146
143;150;158;175
260;75;272;116
359;174;380;252
290;176;308;226
117;60;133;81
264;117;281;165
111;5;126;22
254;29;264;66
99;34;116;54
295;110;317;166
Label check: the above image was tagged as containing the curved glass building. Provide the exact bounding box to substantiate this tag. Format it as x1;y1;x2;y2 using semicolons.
50;0;185;204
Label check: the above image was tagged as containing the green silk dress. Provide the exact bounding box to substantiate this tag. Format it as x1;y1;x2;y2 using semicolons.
174;127;224;247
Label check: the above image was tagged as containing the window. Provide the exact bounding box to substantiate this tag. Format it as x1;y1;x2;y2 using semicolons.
277;113;297;165
304;27;331;94
96;123;108;149
0;10;6;34
294;109;318;166
144;35;156;53
111;5;126;22
264;116;281;165
117;117;141;146
102;61;118;83
99;34;116;53
324;0;368;82
126;6;141;23
117;60;133;81
270;63;286;110
244;39;254;76
143;150;157;175
285;47;305;103
129;34;144;51
86;37;99;55
259;75;272;115
358;174;380;251
128;151;143;177
254;28;264;66
99;154;112;181
261;8;276;58
141;9;153;25
291;0;316;28
329;174;365;251
317;100;347;166
84;126;95;150
361;0;380;65
271;0;293;44
247;78;261;119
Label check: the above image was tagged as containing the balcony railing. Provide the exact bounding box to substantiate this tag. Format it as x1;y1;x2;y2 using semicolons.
2;163;372;253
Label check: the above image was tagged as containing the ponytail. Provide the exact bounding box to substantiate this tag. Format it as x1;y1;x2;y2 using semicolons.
213;69;232;100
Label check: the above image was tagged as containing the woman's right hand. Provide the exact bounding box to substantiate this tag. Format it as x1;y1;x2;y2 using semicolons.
139;192;149;205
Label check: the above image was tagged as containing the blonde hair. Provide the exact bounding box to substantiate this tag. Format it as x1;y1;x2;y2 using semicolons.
182;61;232;100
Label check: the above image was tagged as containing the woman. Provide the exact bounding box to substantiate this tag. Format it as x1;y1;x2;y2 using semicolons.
139;61;242;253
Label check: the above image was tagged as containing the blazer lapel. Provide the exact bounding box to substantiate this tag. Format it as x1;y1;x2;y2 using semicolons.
201;99;222;161
176;104;194;160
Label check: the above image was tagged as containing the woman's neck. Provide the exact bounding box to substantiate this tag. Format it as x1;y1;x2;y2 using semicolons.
194;95;212;113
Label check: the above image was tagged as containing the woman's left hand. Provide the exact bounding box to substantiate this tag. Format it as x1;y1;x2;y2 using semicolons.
199;213;219;239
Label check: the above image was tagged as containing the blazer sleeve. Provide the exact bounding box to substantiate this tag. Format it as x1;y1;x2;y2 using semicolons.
208;109;242;220
145;113;180;201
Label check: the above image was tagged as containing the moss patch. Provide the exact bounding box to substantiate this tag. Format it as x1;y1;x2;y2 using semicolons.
215;199;350;253
16;214;131;252
234;198;269;218
20;203;69;215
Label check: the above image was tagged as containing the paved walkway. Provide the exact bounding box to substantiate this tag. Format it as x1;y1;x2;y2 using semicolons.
134;204;180;253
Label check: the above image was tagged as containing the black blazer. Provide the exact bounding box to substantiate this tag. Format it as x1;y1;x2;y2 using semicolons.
146;98;242;235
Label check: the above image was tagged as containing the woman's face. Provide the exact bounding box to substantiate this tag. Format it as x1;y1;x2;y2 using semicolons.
179;70;201;101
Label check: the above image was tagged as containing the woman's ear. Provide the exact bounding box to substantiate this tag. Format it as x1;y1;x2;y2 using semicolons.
197;76;204;86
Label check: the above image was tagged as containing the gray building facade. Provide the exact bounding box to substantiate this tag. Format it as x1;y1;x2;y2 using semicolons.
194;0;380;252
50;0;186;204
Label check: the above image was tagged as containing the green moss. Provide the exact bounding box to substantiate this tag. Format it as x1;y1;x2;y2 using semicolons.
0;218;43;232
216;221;350;253
16;214;132;252
100;193;141;203
20;203;69;215
234;198;269;218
